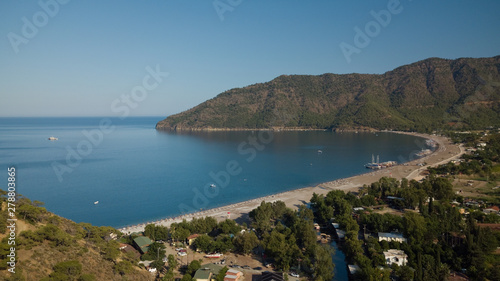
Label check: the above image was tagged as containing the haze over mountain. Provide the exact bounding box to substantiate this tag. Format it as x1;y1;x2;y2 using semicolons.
156;56;500;133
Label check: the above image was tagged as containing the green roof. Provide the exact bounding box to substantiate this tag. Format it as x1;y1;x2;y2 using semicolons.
193;264;223;280
133;236;153;253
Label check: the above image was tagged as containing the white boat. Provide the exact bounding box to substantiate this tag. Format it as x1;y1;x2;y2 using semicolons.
94;201;99;205
205;253;223;258
210;184;216;188
48;136;58;141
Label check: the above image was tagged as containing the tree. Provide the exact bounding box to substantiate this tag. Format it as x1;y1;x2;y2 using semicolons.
114;260;133;276
167;254;178;270
430;177;454;201
192;234;214;253
313;245;334;281
49;260;82;281
102;241;120;261
403;212;426;244
78;274;96;281
249;201;273;235
172;227;190;242
162;269;175;281
186;260;202;276
151;258;165;270
215;266;229;281
217;219;241;235
142;242;166;260
234;231;259;254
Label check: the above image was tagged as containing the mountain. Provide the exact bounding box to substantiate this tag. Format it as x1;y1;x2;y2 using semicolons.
156;56;500;132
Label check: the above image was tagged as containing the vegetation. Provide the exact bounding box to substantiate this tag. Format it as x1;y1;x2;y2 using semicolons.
0;192;151;281
157;56;500;133
2;132;499;280
314;176;499;281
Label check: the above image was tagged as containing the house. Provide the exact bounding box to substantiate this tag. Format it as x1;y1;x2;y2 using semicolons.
335;229;346;240
104;232;118;242
120;243;141;259
119;243;128;250
193;264;223;281
224;269;242;281
133;236;153;254
348;264;361;275
483;206;499;214
383;249;408;266
261;271;284;281
187;234;200;246
193;268;212;281
378;232;407;243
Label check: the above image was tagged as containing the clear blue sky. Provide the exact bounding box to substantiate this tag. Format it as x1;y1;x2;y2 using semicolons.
1;0;499;117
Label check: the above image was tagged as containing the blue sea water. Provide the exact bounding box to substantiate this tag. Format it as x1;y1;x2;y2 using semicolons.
0;117;426;228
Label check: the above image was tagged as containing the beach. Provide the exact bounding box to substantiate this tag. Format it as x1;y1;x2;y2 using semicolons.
118;132;464;235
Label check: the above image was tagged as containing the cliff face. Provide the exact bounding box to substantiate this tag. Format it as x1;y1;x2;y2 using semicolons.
156;56;500;132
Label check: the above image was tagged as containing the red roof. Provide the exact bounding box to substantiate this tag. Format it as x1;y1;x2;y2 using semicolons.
187;234;200;240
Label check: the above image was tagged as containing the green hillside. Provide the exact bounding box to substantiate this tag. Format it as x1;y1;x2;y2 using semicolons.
156;56;500;132
0;191;153;281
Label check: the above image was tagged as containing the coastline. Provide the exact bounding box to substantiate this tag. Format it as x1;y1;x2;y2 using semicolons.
118;132;464;235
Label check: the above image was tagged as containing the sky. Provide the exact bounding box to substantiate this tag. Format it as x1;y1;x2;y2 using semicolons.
1;0;499;117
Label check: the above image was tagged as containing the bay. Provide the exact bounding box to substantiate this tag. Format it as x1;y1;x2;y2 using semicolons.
0;117;425;228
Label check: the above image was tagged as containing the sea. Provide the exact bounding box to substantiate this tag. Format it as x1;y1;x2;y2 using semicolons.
0;117;429;228
0;116;430;280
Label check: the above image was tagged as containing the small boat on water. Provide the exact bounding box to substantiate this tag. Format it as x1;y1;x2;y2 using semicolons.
94;201;99;205
48;136;58;141
210;184;216;188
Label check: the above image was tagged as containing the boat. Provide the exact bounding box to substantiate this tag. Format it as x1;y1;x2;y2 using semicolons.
48;136;58;141
94;201;99;205
365;155;396;169
317;150;323;154
210;184;216;188
205;253;223;258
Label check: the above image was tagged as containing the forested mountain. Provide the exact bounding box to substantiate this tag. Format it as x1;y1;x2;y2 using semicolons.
156;56;500;132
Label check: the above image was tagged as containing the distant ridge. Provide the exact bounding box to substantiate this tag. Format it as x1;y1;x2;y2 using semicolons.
156;56;500;133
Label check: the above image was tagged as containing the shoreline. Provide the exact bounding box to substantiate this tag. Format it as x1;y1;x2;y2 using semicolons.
118;132;464;235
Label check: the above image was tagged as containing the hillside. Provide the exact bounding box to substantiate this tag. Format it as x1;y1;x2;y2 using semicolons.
0;192;153;281
156;56;500;132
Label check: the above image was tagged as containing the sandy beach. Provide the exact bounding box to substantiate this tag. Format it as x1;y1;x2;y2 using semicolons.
118;132;464;235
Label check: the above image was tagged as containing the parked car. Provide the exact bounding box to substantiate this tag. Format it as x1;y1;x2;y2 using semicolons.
290;272;299;277
177;252;187;256
175;248;184;251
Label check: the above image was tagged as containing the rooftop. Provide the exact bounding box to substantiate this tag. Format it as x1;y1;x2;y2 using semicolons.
133;236;153;248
